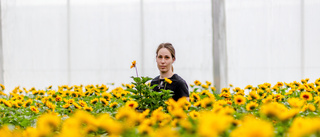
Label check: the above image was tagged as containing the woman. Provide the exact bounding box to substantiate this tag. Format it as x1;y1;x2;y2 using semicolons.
150;43;189;101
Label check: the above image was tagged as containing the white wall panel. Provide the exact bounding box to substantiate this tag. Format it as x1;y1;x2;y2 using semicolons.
69;0;142;86
226;0;303;88
1;0;320;93
2;0;68;91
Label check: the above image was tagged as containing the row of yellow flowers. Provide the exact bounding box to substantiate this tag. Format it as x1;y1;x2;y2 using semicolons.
1;77;320;136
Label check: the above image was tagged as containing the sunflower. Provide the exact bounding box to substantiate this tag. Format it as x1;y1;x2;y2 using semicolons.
39;90;45;96
260;102;287;119
36;113;60;135
235;90;245;96
130;60;136;68
301;79;307;84
45;102;56;110
244;85;253;90
300;92;313;101
189;110;200;120
30;106;39;113
246;102;259;111
307;104;316;112
179;119;193;131
102;92;113;101
198;111;233;137
55;95;62;102
201;84;209;89
0;91;6;96
230;117;274;137
97;84;109;92
234;95;246;105
100;98;109;106
276;82;284;87
71;92;78;98
138;124;153;136
288;97;305;108
233;87;242;92
79;100;88;107
3;100;12;107
194;80;201;86
259;84;267;90
298;85;307;92
113;93;122;99
170;109;188;119
125;100;138;109
164;77;172;84
200;90;210;96
219;92;231;98
249;91;260;100
110;102;118;109
190;93;201;102
256;89;265;96
274;94;284;102
12;101;20;108
315;86;320;93
73;103;82;109
23;99;33;107
125;84;134;89
211;86;216;92
32;90;39;95
200;98;214;108
301;104;316;112
64;99;74;104
90;98;99;104
47;85;52;89
62;104;70;109
84;106;93;112
221;88;230;93
0;84;5;91
193;101;201;107
206;81;212;86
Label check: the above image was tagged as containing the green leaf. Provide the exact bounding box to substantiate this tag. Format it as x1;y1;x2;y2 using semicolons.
133;77;142;83
142;77;152;83
20;119;30;127
125;89;137;94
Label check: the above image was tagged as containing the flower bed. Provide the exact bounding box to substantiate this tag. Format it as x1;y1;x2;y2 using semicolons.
0;77;320;137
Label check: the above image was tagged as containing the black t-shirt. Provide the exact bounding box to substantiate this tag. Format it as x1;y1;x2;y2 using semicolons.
150;74;189;101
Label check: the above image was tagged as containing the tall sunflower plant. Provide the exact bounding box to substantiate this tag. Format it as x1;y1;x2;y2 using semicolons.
127;60;173;112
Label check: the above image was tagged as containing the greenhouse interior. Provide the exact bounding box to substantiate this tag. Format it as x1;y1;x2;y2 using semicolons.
0;0;320;136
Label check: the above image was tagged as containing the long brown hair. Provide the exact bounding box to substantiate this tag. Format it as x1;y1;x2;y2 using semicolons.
156;43;175;72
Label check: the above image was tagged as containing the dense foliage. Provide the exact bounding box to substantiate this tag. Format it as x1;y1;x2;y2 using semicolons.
1;77;320;137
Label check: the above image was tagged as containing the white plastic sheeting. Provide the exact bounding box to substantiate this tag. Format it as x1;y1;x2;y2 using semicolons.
1;0;320;93
2;0;69;91
1;0;213;92
226;0;320;88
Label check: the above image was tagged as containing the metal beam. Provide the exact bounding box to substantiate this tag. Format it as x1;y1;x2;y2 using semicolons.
212;0;228;93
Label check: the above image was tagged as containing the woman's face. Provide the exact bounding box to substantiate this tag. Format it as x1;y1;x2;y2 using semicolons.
156;48;175;73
